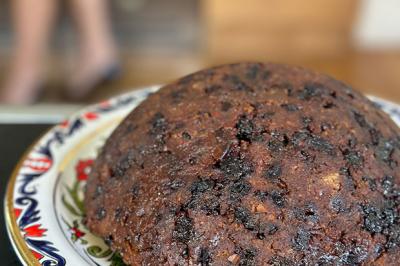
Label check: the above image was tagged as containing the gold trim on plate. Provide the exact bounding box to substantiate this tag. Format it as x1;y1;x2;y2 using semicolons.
4;130;49;266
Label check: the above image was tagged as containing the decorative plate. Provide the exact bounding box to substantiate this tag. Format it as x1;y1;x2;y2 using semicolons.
4;87;400;266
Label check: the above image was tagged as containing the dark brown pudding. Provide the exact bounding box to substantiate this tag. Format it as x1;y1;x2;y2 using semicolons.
84;63;400;265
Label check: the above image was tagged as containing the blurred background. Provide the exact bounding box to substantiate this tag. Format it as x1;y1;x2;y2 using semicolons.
2;2;400;264
0;0;400;113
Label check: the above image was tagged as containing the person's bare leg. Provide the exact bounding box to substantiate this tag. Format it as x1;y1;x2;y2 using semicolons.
68;0;118;99
1;0;56;104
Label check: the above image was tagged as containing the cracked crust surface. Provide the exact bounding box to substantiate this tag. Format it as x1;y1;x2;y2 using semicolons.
84;63;400;265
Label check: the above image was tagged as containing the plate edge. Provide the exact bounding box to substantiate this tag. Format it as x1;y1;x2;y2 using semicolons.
4;128;50;266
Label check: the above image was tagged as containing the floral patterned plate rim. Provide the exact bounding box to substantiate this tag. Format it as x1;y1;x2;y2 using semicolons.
4;88;400;266
4;86;159;266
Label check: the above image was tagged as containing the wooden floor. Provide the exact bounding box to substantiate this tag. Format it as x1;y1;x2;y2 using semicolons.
1;49;400;105
66;49;400;104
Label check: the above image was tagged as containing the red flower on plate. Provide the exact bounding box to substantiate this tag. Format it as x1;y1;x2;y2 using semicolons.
30;249;44;260
76;159;94;181
23;224;47;237
83;112;98;120
60;119;69;128
71;226;85;238
68;220;87;243
99;100;111;108
14;208;22;220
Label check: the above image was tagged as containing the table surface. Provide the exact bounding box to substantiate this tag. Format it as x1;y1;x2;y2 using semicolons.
0;124;52;266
